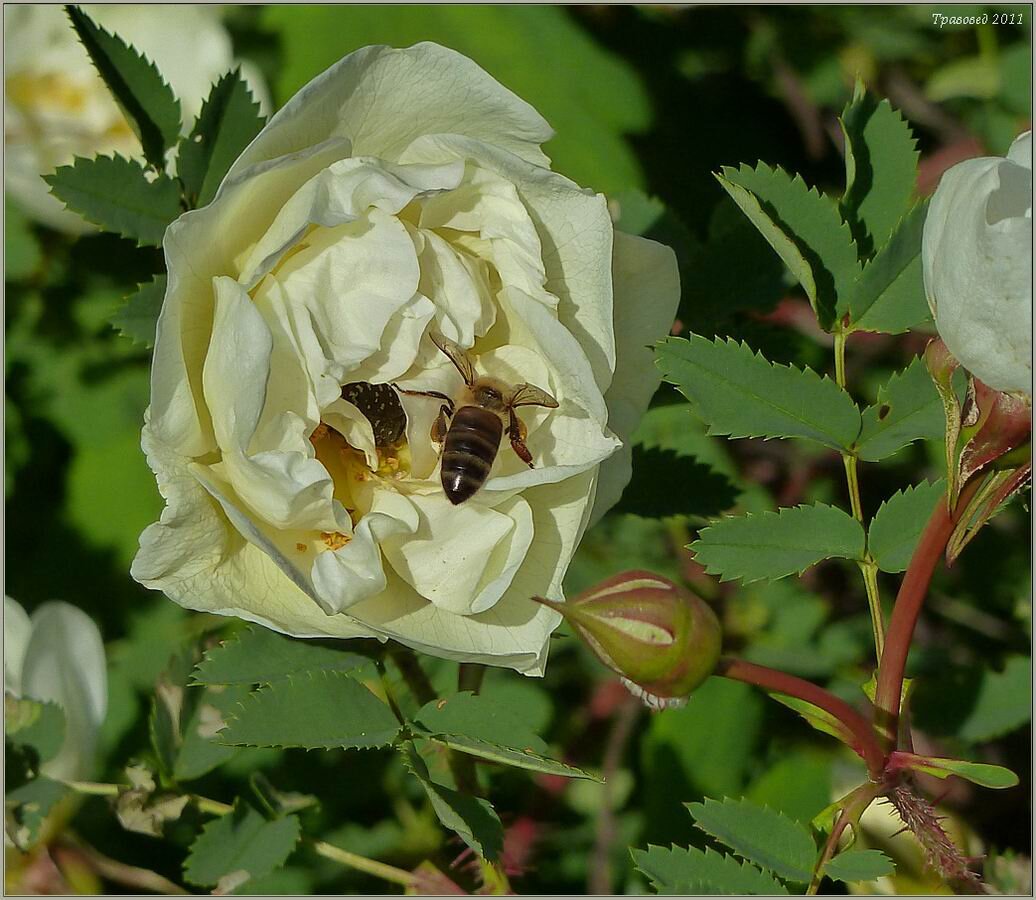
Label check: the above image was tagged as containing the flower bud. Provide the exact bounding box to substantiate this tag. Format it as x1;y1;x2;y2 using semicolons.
533;571;721;709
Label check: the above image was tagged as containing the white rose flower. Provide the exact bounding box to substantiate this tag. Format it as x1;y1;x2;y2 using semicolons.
922;130;1032;394
3;3;269;232
4;597;108;781
131;43;679;675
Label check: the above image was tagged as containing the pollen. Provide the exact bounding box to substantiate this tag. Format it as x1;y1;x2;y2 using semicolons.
321;532;351;551
295;542;307;553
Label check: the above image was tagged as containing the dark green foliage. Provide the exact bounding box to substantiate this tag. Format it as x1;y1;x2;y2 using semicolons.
633;843;788;894
177;69;265;208
855;356;946;461
45;155;182;246
868;479;945;573
824;849;896;882
64;5;181;170
614;445;737;519
110;275;166;347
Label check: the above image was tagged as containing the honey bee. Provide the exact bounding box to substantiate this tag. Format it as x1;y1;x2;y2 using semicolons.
396;334;558;505
340;381;407;448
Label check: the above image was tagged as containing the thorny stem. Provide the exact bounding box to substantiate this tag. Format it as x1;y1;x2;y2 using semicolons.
806;782;885;894
716;657;884;777
835;326;886;659
873;477;983;750
63;781;416;888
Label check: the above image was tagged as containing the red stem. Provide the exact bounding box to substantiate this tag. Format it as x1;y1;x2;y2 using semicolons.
717;657;884;777
872;478;983;750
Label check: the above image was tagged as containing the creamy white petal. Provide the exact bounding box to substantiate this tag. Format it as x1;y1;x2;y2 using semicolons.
4;596;32;696
226;43;552;180
239;158;465;289
591;231;680;523
402;134;617;393
923;148;1032;393
22;602;107;781
311;488;419;614
381;492;534;615
1007;130;1032;168
152;137;353;457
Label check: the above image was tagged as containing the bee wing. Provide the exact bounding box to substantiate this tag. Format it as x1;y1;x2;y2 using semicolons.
509;382;559;409
430;333;477;386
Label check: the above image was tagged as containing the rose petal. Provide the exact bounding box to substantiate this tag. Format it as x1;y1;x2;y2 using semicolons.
591;231;680;523
226;43;552;180
22;602;107;781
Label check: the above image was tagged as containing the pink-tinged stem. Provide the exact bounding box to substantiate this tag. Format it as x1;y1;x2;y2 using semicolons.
717;657;884;777
872;478;983;750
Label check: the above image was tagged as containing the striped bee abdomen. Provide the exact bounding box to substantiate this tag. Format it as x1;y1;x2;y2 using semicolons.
441;405;503;504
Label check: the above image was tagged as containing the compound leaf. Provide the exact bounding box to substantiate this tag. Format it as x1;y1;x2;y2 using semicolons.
840;84;919;256
687;796;816;883
65;5;181;169
4;777;69;850
193;625;376;686
855;356;946;461
824;849;896;883
178;69;265;208
896;753;1019;790
419;732;599;781
111;275;166;347
174;683;251;782
717;162;860;329
45;155;181;246
5;697;65;767
183;800;300;889
691;504;866;584
851;201;930;333
401;741;503;861
633;843;788;895
868;479;945;573
657;335;861;451
219;670;400;750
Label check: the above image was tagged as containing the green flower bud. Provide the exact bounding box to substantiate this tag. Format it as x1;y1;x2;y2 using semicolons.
533;570;721;709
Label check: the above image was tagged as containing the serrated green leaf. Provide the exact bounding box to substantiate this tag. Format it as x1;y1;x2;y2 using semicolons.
868;479;945;573
419;732;600;781
851;201;930;333
840;84;919;255
855;356;945;462
5;777;69;850
687;796;816;883
745;749;834;825
174;684;251;781
656;336;861;451
219;670;400;750
824;848;896;882
183;801;301;888
64;5;181;170
401;741;502;861
692;503;865;584
178;69;265;209
768;693;858;750
5;696;66;766
633;843;788;895
45;155;181;246
717;162;860;329
149;644;196;779
614;445;738;519
895;752;1020;789
110;275;166;347
411;692;547;753
193;625;377;686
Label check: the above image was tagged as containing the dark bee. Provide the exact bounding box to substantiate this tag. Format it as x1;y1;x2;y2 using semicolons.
396;335;558;504
340;381;407;448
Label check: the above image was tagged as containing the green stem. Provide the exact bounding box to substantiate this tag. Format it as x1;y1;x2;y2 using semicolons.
62;781;416;888
835;329;886;659
872;477;983;750
806;782;884;894
716;657;884;777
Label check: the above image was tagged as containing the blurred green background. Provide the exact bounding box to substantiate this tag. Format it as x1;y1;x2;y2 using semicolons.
5;4;1031;894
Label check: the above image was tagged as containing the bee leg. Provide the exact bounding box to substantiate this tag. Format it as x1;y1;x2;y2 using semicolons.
508;408;534;468
431;405;452;445
391;384;455;416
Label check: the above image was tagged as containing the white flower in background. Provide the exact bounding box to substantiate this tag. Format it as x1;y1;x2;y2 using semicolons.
131;43;679;675
923;130;1032;395
4;597;108;781
3;3;269;232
